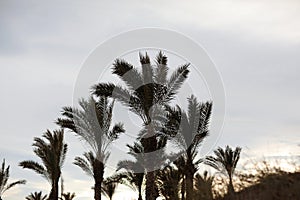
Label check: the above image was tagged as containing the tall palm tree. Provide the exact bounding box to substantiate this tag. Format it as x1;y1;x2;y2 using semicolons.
170;95;213;200
193;171;214;200
0;159;26;200
205;145;242;195
25;191;47;200
156;165;181;200
92;51;190;200
56;96;125;200
19;129;67;200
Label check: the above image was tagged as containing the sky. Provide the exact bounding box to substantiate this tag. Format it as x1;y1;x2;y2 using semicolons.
1;0;300;199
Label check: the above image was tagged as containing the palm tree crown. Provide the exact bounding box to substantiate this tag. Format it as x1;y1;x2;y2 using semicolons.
205;145;242;194
25;191;47;200
56;96;124;200
92;51;190;200
0;159;26;199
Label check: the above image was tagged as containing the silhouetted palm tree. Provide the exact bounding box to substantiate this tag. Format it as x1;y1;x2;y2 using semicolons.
56;96;124;200
19;130;67;200
156;165;181;200
60;192;75;200
102;177;119;200
25;191;47;200
117;142;146;200
0;159;26;200
205;145;242;195
92;51;190;200
114;171;144;200
194;171;214;200
170;95;213;200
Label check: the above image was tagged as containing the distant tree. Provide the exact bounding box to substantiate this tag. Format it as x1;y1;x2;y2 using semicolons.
25;191;47;200
60;192;75;200
156;165;181;200
57;96;124;200
102;177;118;200
19;129;67;200
205;145;242;195
116;142;146;200
193;171;214;200
92;51;190;200
0;159;26;200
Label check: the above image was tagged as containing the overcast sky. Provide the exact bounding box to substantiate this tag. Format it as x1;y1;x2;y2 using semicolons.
1;0;300;199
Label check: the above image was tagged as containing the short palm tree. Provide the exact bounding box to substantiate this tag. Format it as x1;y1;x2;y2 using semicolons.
56;96;125;200
92;51;190;200
114;171;144;200
205;145;242;195
25;191;47;200
193;171;214;200
60;192;75;200
116;142;146;200
156;165;181;200
0;159;26;200
102;178;118;200
19;129;67;200
171;95;213;200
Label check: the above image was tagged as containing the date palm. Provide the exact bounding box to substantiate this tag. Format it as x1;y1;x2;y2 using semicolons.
156;165;181;200
92;51;190;200
25;191;47;200
0;159;26;200
56;96;125;200
171;95;213;200
60;192;75;200
194;171;214;200
102;177;118;200
205;145;242;195
116;142;146;200
19;129;67;200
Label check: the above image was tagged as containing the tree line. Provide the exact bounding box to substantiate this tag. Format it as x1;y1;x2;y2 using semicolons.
3;51;294;200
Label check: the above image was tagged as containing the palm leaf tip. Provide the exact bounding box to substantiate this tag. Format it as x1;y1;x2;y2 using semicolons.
91;83;115;97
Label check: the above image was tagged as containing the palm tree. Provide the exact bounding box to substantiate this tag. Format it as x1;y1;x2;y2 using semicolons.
92;51;190;200
205;145;242;195
193;171;214;200
102;178;118;200
116;142;146;200
19;129;67;200
156;165;181;200
170;95;213;200
26;191;47;200
56;96;125;200
0;159;26;200
114;171;144;200
60;192;75;200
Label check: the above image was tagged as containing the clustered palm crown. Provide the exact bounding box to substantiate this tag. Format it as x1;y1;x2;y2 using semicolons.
57;96;125;162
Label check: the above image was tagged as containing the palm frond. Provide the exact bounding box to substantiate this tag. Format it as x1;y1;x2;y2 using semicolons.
165;63;190;101
112;59;143;90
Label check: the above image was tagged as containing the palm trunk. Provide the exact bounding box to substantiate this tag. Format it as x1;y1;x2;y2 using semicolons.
141;128;158;200
228;175;235;195
185;171;193;200
94;160;104;200
138;184;143;200
145;171;157;200
181;176;185;200
49;178;59;200
185;151;194;200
